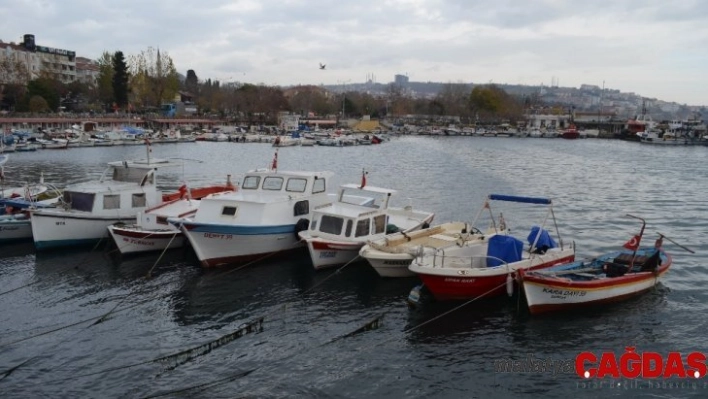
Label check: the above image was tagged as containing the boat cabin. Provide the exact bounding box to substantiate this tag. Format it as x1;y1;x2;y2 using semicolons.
190;170;334;224
308;184;396;241
60;158;181;214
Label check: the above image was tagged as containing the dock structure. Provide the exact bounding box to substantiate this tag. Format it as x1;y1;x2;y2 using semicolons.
0;117;224;132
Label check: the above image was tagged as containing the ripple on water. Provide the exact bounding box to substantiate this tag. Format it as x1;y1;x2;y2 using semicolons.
1;138;707;398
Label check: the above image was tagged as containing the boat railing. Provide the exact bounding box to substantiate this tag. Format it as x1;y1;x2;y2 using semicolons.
425;248;508;271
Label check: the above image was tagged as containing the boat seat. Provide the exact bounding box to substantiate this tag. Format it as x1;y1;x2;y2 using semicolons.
429;234;458;242
612;251;662;272
572;272;602;279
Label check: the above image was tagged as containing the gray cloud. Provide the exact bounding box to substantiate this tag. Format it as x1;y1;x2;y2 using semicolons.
1;0;707;104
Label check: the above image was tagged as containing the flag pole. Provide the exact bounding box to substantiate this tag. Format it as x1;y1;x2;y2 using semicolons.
626;214;646;270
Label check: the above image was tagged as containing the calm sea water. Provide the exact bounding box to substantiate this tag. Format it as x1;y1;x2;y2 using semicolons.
0;137;706;398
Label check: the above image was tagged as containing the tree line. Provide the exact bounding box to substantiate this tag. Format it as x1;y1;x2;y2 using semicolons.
0;48;527;125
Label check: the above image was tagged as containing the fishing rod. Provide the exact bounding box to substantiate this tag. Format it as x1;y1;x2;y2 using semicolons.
656;231;695;254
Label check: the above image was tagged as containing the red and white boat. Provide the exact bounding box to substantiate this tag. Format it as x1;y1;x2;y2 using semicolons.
107;178;235;255
299;172;435;270
408;194;575;301
520;216;677;315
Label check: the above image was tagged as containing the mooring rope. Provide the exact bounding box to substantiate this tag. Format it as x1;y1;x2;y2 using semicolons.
145;231;181;279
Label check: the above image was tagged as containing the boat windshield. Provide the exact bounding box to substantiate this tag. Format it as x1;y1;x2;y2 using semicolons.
112;166;152;183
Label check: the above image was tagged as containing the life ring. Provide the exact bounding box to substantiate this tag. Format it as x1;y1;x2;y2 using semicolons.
294;218;310;238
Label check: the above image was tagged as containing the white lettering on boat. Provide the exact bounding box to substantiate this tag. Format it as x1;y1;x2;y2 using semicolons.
203;233;233;240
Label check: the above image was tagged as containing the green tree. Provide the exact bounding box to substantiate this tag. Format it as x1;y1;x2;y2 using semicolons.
18;77;60;112
469;84;523;123
112;51;129;108
28;95;50;112
0;58;30;109
96;51;115;108
129;47;180;108
185;69;199;97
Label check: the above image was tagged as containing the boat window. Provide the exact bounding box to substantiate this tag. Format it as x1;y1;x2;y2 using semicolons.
293;200;309;216
156;216;168;225
112;166;147;183
313;177;325;194
262;176;283;191
355;219;370;237
132;193;146;208
373;215;387;234
286;178;307;193
103;194;121;210
319;215;344;235
64;191;94;212
344;219;353;237
242;176;260;190
222;206;237;216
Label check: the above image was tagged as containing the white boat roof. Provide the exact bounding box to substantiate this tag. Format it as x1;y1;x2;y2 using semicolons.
202;190;311;204
315;202;382;218
107;158;182;169
65;180;147;192
244;169;334;179
339;183;397;195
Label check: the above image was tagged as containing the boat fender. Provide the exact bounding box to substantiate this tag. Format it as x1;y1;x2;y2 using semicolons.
506;273;514;297
294;218;310;238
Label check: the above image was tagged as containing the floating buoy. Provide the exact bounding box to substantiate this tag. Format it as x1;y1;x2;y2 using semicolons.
407;284;424;307
506;273;514;297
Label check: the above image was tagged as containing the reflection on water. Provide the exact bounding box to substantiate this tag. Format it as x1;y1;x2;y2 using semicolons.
1;138;707;398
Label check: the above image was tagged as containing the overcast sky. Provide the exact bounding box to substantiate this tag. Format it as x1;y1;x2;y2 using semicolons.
2;0;707;105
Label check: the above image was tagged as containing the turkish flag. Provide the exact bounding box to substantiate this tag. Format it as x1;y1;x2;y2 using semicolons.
359;169;367;189
623;235;641;250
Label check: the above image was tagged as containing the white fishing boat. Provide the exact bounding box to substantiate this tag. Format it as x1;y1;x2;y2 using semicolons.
408;194;575;301
359;222;505;278
30;151;183;250
170;156;336;267
298;173;435;270
107;180;236;255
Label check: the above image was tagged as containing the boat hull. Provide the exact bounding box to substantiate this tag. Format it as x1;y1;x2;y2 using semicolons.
522;271;667;315
360;250;415;277
31;212;136;250
180;222;304;267
0;216;32;243
302;237;365;270
107;225;185;255
410;251;575;300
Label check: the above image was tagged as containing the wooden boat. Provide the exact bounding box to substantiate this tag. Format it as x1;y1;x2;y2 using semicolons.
359;222;506;278
407;194;575;301
520;215;672;315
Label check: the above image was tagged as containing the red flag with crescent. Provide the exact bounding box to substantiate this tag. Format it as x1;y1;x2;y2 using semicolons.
271;151;278;171
359;169;367;189
623;235;641;250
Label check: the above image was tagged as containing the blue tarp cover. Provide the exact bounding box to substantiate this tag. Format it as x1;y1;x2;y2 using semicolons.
527;226;557;249
489;194;551;205
487;235;524;267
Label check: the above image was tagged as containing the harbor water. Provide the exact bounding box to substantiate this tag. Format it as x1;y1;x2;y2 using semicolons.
0;137;706;398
